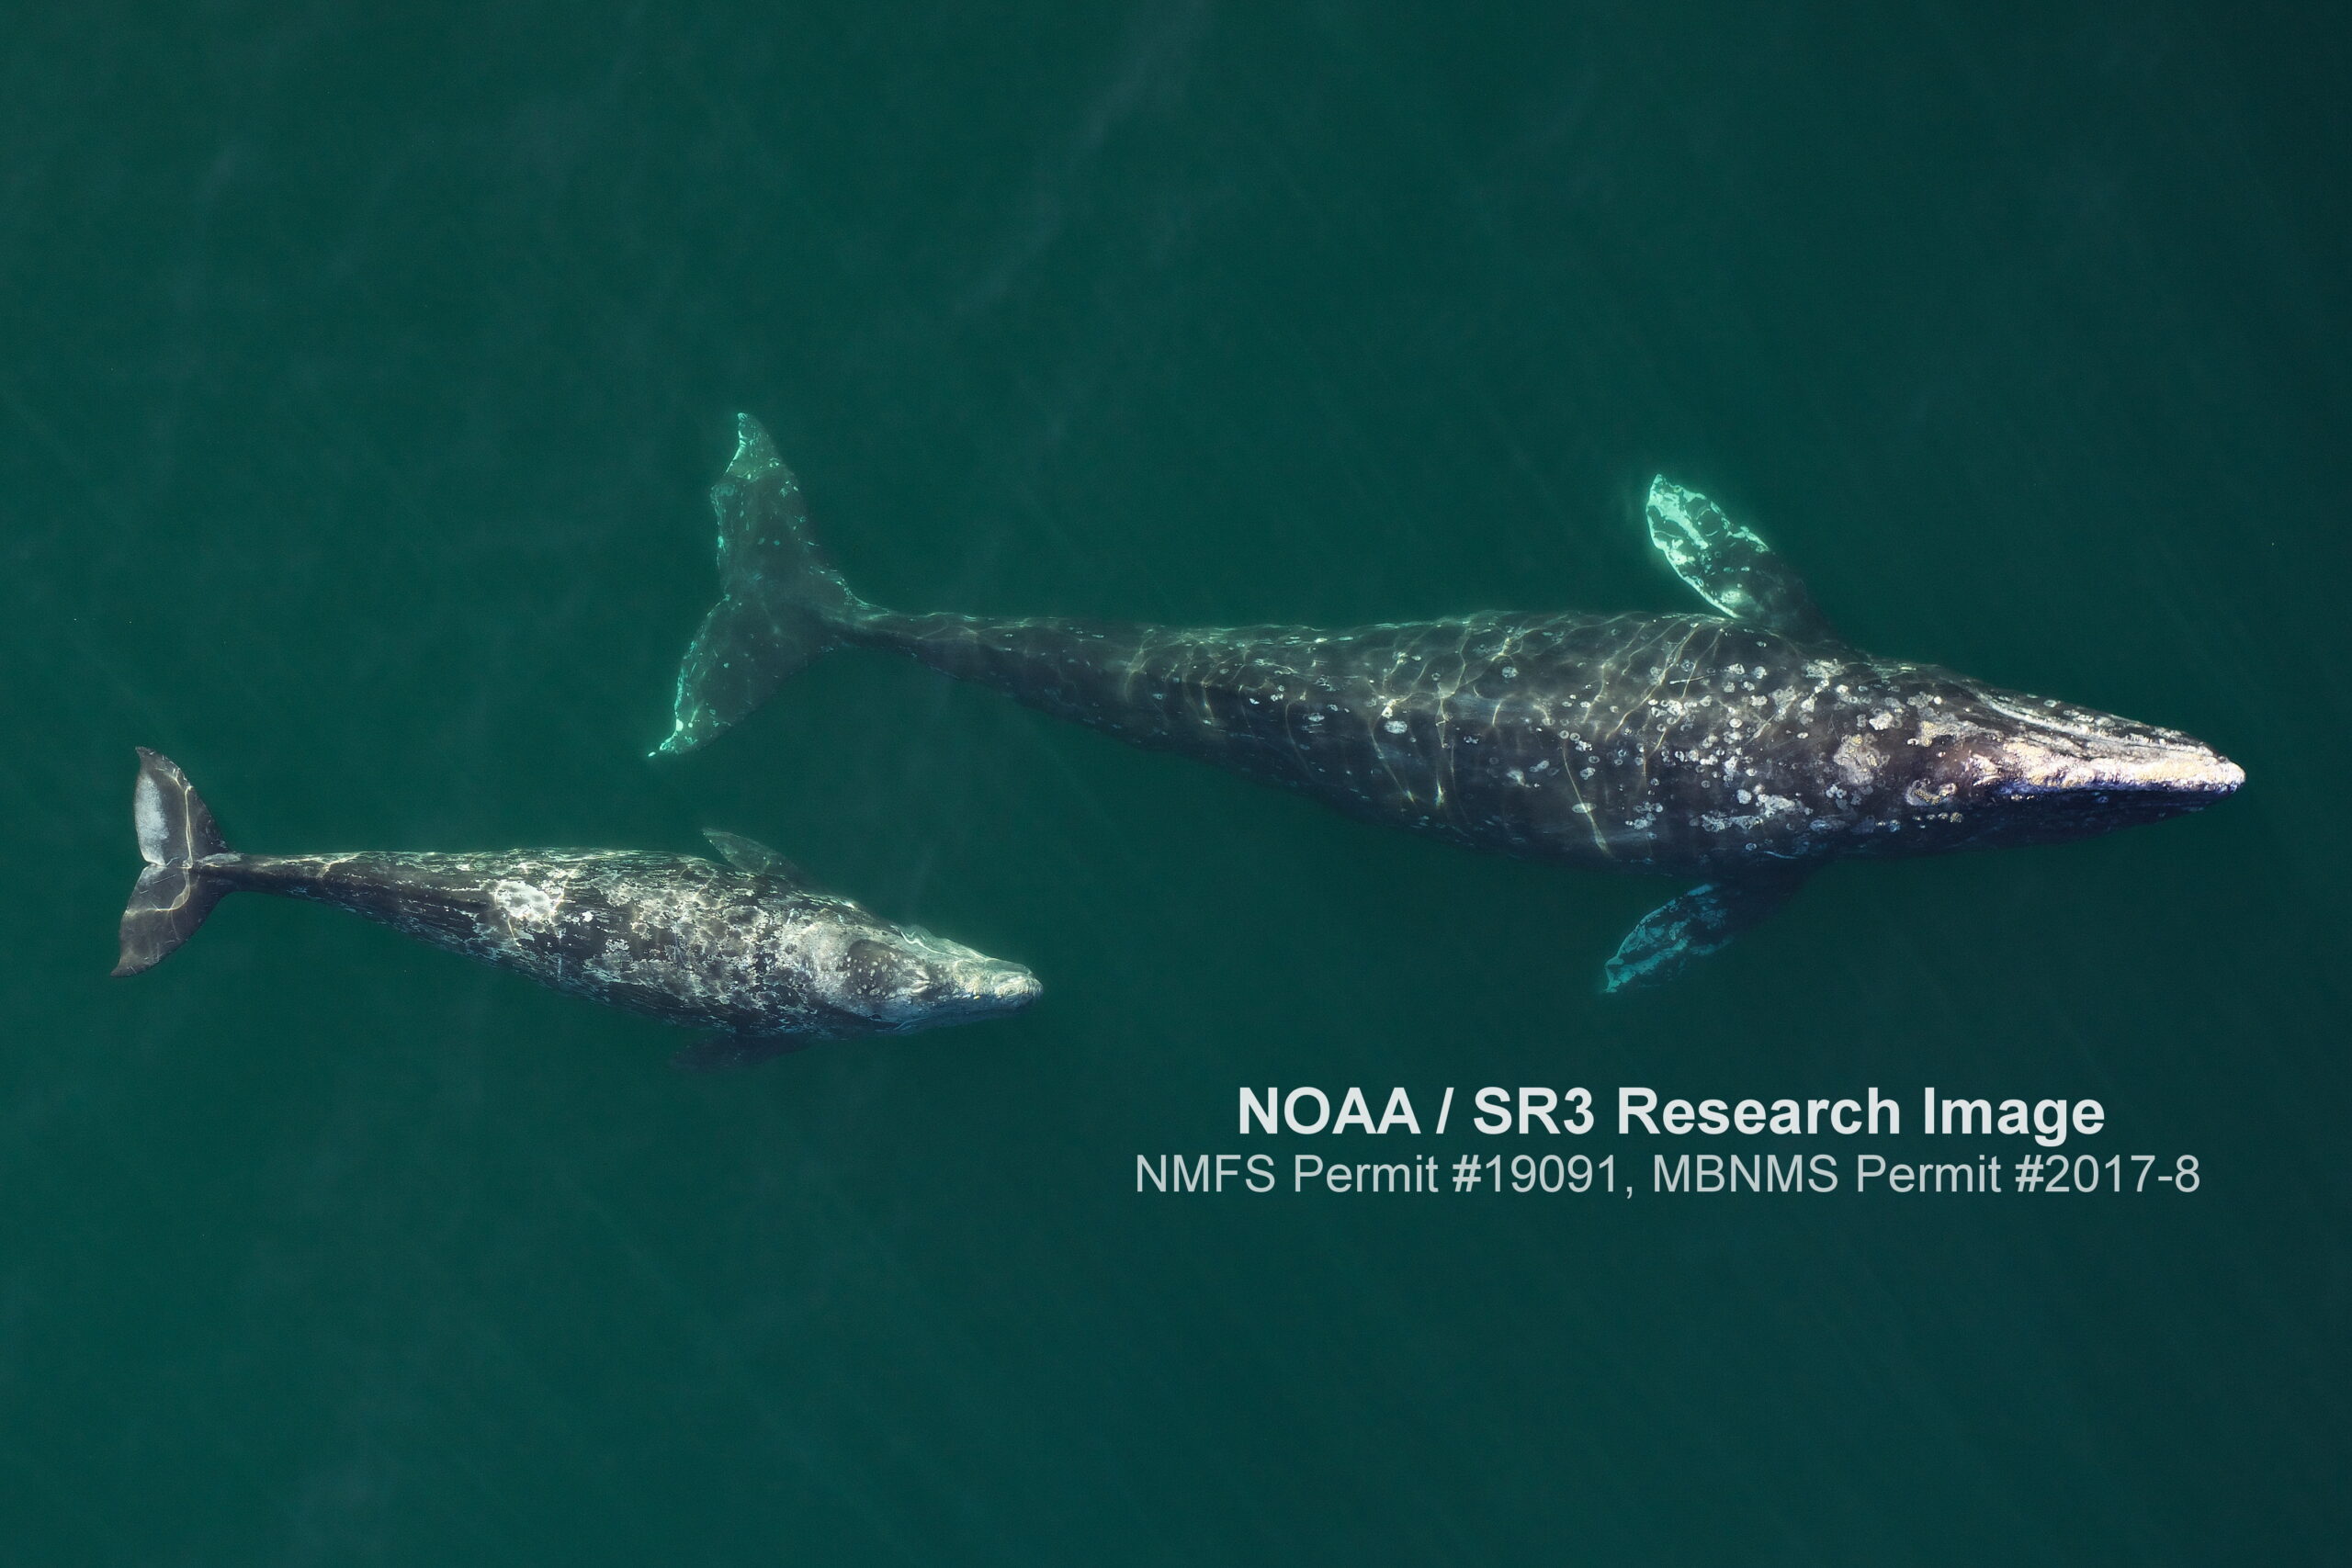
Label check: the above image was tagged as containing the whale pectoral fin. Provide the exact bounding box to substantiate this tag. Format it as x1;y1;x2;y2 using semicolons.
671;1032;813;1072
703;829;814;885
1645;479;1837;642
1602;868;1811;993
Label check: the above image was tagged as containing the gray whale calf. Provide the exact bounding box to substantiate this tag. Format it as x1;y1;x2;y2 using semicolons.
115;749;1038;1060
658;417;2243;989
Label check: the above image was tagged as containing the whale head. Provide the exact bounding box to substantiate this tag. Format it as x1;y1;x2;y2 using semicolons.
1886;678;2243;851
828;924;1042;1035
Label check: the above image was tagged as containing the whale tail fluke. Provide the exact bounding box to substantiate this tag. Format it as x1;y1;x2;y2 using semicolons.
655;414;870;757
114;749;236;977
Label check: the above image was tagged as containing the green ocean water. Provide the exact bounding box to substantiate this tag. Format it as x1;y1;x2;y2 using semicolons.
4;3;2346;1562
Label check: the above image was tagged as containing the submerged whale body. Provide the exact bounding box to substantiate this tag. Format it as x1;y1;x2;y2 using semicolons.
658;417;2243;988
114;750;1038;1061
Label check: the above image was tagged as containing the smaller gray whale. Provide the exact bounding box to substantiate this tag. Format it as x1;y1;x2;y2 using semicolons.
113;750;1038;1062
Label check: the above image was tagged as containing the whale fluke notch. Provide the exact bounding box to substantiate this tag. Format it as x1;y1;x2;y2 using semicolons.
703;829;814;886
1603;868;1811;992
1645;479;1836;643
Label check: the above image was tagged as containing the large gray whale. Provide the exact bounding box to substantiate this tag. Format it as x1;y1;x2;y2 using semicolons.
115;749;1038;1061
657;417;2243;989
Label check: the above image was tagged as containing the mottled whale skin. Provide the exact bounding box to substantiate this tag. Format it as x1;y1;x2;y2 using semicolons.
659;417;2244;988
115;750;1038;1060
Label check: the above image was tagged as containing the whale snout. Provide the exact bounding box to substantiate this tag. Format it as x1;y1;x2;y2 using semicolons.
951;958;1043;1017
1992;740;2244;802
838;931;1041;1033
900;954;1039;1032
1960;691;2243;839
2170;750;2244;797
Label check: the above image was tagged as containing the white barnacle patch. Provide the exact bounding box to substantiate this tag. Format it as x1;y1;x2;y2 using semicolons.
1831;735;1883;787
491;878;560;932
1383;718;1408;734
1916;716;1990;745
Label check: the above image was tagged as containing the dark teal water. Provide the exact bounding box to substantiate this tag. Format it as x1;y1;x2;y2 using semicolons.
6;4;2346;1562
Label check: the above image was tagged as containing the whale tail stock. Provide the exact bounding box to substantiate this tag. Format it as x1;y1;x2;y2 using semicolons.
654;414;870;757
114;749;236;977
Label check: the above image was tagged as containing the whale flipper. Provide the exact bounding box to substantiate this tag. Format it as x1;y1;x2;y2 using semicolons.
1645;479;1836;642
1602;868;1811;992
703;829;812;885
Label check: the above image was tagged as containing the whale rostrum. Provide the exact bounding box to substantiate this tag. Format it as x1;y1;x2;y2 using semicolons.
114;750;1039;1060
659;416;2244;989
